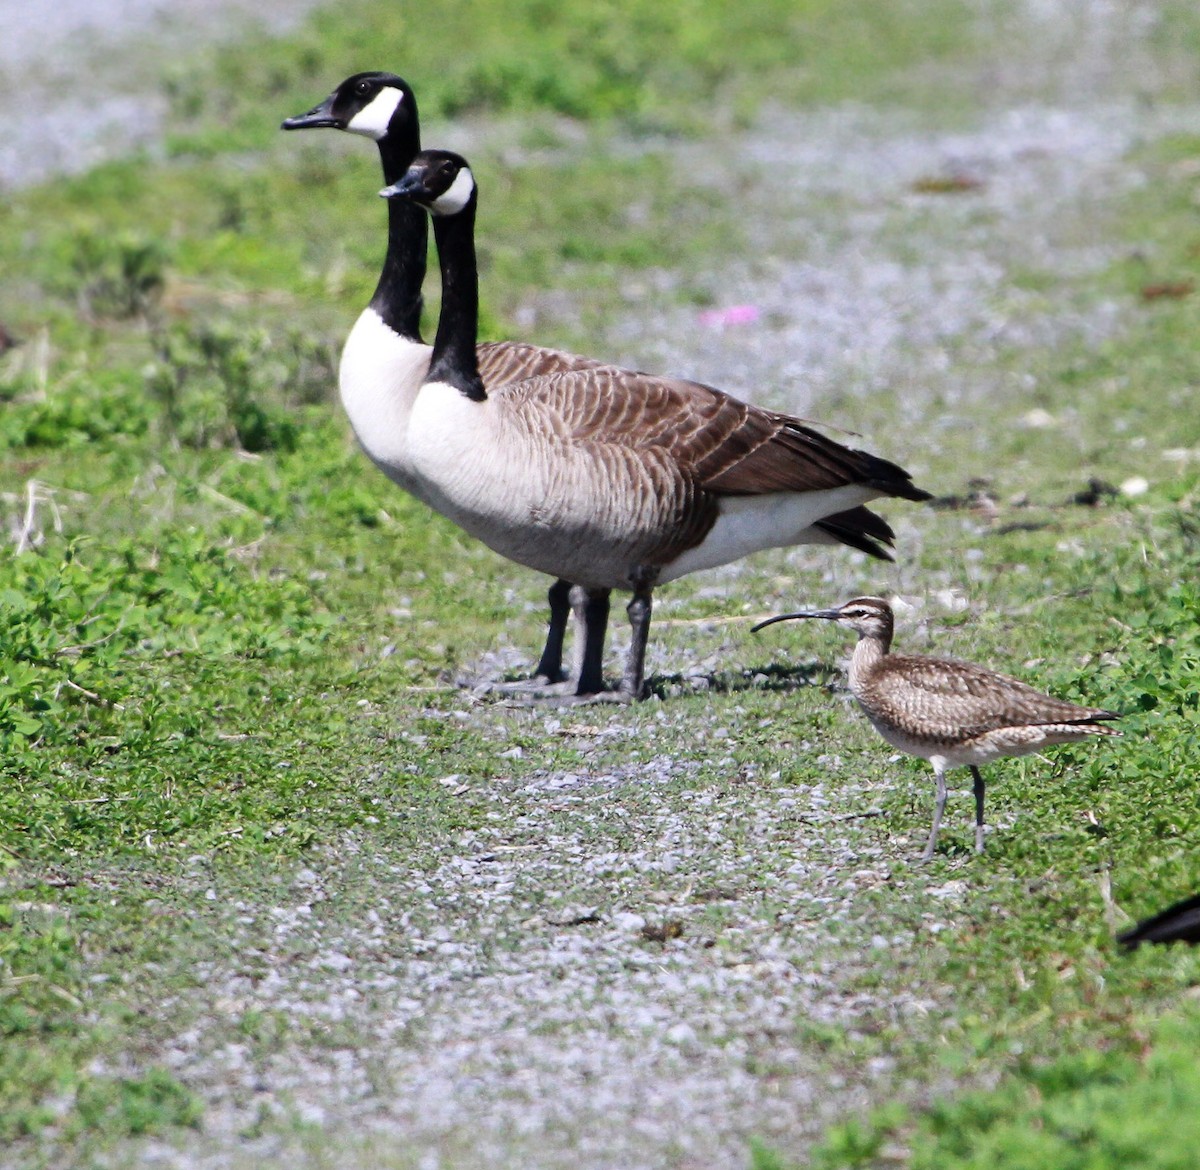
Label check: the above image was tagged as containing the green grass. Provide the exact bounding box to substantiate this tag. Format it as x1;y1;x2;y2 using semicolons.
3;0;1200;1164
160;0;979;154
910;1008;1200;1169
805;1008;1200;1168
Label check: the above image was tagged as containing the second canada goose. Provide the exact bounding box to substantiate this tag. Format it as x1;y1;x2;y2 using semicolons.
381;151;932;699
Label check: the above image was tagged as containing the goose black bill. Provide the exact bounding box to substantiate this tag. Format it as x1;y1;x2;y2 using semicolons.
280;95;342;131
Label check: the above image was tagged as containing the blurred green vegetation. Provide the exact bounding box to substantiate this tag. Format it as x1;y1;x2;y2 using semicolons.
162;0;978;152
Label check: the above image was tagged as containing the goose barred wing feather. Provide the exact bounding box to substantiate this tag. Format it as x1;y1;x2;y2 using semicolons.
867;654;1121;742
493;366;929;501
475;340;611;386
699;408;929;501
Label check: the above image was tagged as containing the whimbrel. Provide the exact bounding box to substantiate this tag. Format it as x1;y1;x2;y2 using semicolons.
1118;892;1200;949
753;596;1121;859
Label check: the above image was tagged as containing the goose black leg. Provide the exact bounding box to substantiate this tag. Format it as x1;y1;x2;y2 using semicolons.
970;765;986;855
573;586;611;697
619;569;658;700
471;578;588;698
478;584;610;703
532;578;573;683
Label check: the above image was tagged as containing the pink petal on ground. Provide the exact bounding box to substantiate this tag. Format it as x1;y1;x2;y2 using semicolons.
698;304;761;328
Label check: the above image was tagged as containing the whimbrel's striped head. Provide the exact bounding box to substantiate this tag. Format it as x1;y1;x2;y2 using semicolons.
752;596;894;643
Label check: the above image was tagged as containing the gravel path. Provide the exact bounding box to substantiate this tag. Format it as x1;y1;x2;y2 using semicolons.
600;103;1139;422
13;3;1198;1167
138;757;923;1169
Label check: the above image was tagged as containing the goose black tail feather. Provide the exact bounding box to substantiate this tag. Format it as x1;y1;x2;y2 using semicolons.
781;423;934;504
814;506;896;561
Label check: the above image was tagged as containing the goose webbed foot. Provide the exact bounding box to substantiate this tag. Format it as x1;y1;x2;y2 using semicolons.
470;675;574;698
549;686;635;707
491;681;634;707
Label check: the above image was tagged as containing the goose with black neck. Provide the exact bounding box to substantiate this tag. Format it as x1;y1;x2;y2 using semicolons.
382;151;933;701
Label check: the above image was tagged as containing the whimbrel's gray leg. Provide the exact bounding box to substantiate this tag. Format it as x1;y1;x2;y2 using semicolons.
532;578;573;683
573;586;611;697
921;762;948;862
970;765;986;854
619;572;656;700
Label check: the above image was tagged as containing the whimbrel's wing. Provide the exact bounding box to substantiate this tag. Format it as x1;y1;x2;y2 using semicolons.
867;653;1120;742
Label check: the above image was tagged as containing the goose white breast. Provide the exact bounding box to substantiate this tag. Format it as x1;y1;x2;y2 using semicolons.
338;307;433;491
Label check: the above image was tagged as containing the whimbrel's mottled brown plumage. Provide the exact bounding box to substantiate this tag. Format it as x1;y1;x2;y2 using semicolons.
753;597;1121;859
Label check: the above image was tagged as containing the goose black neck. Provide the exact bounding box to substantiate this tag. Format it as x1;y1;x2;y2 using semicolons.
427;202;486;402
369;135;427;341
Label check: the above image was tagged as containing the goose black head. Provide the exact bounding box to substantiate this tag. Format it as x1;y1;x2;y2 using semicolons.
281;71;419;146
379;150;476;217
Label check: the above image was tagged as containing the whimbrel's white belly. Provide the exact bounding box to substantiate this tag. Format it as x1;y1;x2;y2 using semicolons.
868;715;1096;769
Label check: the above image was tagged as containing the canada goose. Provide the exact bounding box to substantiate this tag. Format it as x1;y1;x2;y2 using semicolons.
752;597;1121;858
283;74;930;699
283;72;610;691
381;152;932;699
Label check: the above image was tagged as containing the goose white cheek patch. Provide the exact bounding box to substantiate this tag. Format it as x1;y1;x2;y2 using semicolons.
346;87;404;139
431;168;476;215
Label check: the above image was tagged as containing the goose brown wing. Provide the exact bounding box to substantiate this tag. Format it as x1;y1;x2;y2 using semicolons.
496;367;928;502
697;405;929;501
869;655;1120;741
476;340;611;387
